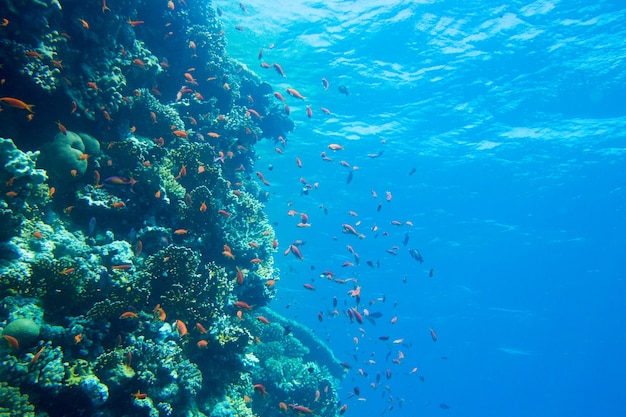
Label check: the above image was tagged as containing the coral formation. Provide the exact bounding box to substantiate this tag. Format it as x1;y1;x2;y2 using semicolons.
2;318;40;348
0;0;343;415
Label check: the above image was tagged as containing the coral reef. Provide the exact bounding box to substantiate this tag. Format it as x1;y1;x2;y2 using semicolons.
0;0;343;416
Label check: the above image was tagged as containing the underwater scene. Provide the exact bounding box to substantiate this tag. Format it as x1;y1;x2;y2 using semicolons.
1;0;625;416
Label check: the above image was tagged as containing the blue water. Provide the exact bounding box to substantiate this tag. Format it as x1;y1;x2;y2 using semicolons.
218;1;626;416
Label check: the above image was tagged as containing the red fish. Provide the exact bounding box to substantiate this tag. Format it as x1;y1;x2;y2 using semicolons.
290;245;303;260
234;301;253;310
306;105;312;118
286;88;305;100
255;171;270;186
247;108;263;119
289;405;314;414
273;63;286;77
303;283;315;290
3;335;19;350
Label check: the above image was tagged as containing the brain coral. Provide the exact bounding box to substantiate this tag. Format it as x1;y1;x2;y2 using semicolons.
38;131;100;181
2;318;40;348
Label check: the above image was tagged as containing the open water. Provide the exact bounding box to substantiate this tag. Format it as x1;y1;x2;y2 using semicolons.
220;1;626;416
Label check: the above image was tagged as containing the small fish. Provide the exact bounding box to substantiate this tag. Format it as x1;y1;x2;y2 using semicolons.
253;383;267;395
88;217;97;236
2;335;19;350
430;327;438;342
0;97;35;113
131;390;147;400
273;63;286;77
175;319;188;337
409;248;423;263
338;85;350;95
286;87;304;100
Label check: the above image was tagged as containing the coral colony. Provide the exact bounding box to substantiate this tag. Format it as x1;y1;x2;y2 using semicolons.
0;1;340;416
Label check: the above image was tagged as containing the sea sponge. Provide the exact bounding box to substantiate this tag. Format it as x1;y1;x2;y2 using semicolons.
2;318;40;348
38;131;100;181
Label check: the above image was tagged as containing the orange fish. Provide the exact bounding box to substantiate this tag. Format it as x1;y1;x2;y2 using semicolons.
175;319;188;336
30;346;46;365
24;51;43;58
0;97;35;113
174;229;188;235
131;390;147;400
199;202;207;212
218;209;231;218
3;335;19;350
153;304;166;321
127;19;144;27
197;340;209;349
196;322;208;334
273;63;286;77
256;316;270;325
286;87;305;100
253;383;268;395
247;108;262;119
77;18;89;29
119;311;139;319
328;143;344;150
233;301;253;310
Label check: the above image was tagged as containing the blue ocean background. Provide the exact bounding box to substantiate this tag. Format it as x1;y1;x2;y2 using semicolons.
218;1;626;416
